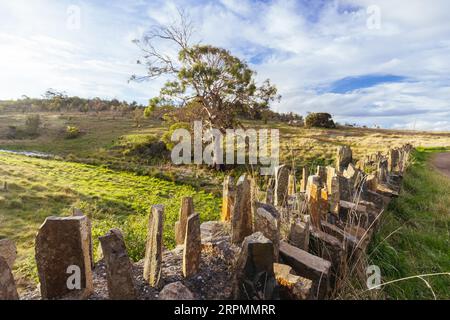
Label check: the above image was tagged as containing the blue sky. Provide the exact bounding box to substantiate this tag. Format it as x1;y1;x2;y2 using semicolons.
1;0;450;130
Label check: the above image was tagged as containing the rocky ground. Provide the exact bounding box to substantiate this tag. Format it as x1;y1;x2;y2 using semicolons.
18;222;239;300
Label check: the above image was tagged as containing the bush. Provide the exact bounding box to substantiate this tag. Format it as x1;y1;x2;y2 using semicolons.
24;114;41;137
65;126;81;139
161;122;191;150
305;112;336;128
121;134;168;158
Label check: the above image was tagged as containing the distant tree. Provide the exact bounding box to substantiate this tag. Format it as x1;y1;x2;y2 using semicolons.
131;11;280;132
133;108;143;127
304;112;335;128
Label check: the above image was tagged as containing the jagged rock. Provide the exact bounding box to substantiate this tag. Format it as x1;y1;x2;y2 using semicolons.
288;220;310;251
158;281;194;300
274;263;313;300
0;256;19;300
72;209;94;269
254;203;280;261
316;166;327;185
99;229;136;300
183;213;201;278
0;239;16;269
388;148;400;173
232;232;277;300
288;173;297;196
175;197;194;245
231;175;253;244
279;241;331;299
35;216;93;299
300;167;309;192
328;175;340;215
336;146;353;172
221;176;235;222
274;165;290;207
143;205;164;287
306;175;325;229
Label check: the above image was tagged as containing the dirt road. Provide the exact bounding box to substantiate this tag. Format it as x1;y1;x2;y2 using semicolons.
431;152;450;178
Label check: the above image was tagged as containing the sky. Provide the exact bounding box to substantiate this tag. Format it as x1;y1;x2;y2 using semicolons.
1;0;450;130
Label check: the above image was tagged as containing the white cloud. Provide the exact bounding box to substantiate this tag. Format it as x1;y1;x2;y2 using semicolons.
0;0;450;130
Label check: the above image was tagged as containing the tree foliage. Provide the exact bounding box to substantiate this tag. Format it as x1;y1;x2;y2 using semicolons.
305;112;336;128
132;11;280;131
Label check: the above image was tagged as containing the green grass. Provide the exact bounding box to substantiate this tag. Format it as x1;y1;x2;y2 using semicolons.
369;147;450;299
0;152;220;285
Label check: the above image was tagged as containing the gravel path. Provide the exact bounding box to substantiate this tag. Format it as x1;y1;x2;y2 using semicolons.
431;152;450;178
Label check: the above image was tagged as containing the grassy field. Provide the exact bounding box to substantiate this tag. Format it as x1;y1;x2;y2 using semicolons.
0;152;220;287
368;147;450;299
1;111;450;297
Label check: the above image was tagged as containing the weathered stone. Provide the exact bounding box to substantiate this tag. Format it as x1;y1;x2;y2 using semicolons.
279;241;331;299
377;159;388;183
254;203;280;261
336;146;352;172
388;148;400;173
343;163;358;188
158;281;194;300
328;175;340;215
365;174;378;192
231;175;253;244
300;167;309;192
143;205;164;287
233;232;277;300
0;256;19;300
99;229;136;300
0;239;16;269
316;166;327;185
35;216;93;299
306;175;325;229
183;213;201;278
337;175;352;202
274;165;290;207
308;227;344;285
288;219;310;251
274;263;313;300
200;221;229;246
175;197;194;245
288;173;297;196
221;176;235;222
72;209;94;269
338;200;368;226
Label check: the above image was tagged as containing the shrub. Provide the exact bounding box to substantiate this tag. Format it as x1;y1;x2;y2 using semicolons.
304;112;336;128
24;114;41;137
65;126;81;139
161;122;191;150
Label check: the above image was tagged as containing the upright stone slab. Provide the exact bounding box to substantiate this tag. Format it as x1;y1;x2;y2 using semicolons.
336;146;353;172
232;232;277;300
316;166;327;185
72;209;94;269
300;167;309;192
175;197;194;245
337;174;352;202
0;239;16;269
35;216;93;299
231;175;253;244
221;176;235;222
183;213;201;278
289;219;310;251
288;173;297;196
143;205;164;287
328;175;340;215
99;229;136;300
377;159;388;183
274;165;290;207
388;148;400;173
254;203;280;261
0;256;19;300
306;175;322;229
365;174;378;192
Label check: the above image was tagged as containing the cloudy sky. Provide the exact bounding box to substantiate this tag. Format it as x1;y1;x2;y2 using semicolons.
1;0;450;130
